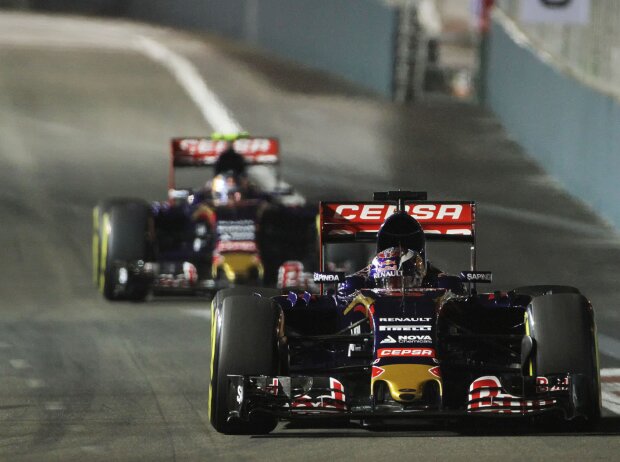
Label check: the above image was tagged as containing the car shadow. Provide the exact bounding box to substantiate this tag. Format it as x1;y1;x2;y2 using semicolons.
252;416;620;438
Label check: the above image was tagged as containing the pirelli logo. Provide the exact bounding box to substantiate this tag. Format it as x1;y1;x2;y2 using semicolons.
379;325;432;332
177;138;278;155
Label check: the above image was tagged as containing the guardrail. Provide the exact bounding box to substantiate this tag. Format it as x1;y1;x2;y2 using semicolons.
486;5;620;229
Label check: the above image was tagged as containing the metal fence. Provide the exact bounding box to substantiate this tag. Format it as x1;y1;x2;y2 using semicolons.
495;0;620;100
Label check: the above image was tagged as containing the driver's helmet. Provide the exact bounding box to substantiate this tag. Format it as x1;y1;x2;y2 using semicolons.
369;246;427;290
211;172;242;205
376;211;425;255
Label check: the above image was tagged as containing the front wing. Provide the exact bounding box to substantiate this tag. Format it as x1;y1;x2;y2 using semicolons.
106;260;232;296
226;373;590;423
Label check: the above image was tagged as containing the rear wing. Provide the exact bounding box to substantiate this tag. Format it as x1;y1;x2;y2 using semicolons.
318;197;477;274
169;136;279;188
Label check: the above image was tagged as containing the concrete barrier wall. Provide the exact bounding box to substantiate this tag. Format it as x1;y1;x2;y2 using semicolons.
486;18;620;228
255;0;396;98
22;0;397;97
123;1;248;38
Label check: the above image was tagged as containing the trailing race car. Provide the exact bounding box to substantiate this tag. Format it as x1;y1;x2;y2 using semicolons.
209;191;600;434
92;134;316;301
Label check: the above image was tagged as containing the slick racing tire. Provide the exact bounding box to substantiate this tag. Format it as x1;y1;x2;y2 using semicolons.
526;292;601;426
93;199;134;290
96;199;152;302
209;295;280;434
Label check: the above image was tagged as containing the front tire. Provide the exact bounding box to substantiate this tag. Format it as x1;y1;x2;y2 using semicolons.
97;199;152;301
526;292;600;425
209;295;280;434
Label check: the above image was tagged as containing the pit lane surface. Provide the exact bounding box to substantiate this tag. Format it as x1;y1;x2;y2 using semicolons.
1;12;620;461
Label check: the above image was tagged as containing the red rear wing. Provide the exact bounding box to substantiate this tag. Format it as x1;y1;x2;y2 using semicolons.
319;201;476;243
171;137;279;167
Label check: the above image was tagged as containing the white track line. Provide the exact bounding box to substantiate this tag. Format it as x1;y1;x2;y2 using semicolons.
134;35;242;133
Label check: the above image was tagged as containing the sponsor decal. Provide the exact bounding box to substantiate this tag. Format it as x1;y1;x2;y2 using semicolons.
379;335;397;344
232;138;277;155
379;325;431;332
460;271;493;283
313;271;345;283
372;366;385;378
398;335;433;343
217;220;256;241
379;317;432;323
176;138;278;156
374;270;402;278
378;348;435;358
215;240;257;253
321;202;475;238
334;204;464;222
536;376;569;393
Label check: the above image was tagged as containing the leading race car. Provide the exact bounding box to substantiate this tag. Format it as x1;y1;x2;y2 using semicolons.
209;190;600;434
92;134;316;301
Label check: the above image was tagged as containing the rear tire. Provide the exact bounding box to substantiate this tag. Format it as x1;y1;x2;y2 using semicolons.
209;295;280;434
97;200;152;302
526;293;600;425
